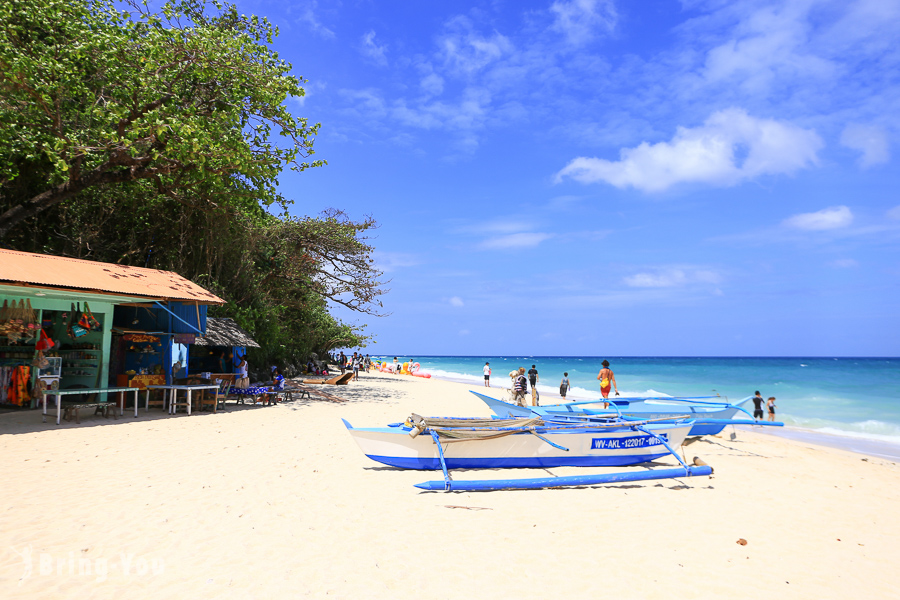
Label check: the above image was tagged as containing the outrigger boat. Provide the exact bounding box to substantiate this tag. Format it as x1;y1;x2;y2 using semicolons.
474;391;764;437
343;414;712;492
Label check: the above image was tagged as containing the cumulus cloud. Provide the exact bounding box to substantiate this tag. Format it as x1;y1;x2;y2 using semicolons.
556;109;822;192
449;296;465;307
841;124;890;168
782;206;853;231
623;267;721;288
550;0;617;45
361;30;388;66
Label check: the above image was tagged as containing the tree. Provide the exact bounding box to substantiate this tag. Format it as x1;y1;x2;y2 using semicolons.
0;0;324;238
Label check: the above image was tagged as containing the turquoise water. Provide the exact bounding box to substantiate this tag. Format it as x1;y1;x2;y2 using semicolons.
374;355;900;446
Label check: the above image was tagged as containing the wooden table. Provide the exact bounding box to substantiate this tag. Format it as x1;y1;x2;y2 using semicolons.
145;384;219;415
42;387;140;425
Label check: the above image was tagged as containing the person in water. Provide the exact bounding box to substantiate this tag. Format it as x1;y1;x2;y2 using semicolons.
767;397;777;422
596;360;618;408
752;391;765;420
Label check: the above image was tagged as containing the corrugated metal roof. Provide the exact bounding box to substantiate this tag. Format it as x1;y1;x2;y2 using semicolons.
0;248;224;304
194;317;260;347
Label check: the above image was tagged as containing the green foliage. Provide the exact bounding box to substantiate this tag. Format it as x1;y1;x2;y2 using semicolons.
0;0;324;237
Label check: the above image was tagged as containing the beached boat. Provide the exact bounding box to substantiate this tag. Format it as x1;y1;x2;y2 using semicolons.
474;391;756;436
343;414;712;491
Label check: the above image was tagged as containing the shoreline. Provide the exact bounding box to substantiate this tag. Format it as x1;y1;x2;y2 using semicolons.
418;368;900;462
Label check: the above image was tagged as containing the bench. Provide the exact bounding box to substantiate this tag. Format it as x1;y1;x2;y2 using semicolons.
62;403;120;424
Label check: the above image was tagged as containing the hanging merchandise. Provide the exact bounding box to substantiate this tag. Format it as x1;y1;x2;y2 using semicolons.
31;350;49;370
69;303;88;338
23;299;37;341
5;300;24;342
80;302;101;331
35;328;55;351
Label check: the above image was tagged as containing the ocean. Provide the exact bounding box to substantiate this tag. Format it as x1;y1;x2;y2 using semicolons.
373;355;900;458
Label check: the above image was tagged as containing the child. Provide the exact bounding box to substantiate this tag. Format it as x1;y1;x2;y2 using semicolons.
767;397;777;422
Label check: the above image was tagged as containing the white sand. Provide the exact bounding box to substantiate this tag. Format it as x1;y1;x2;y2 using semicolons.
2;373;899;599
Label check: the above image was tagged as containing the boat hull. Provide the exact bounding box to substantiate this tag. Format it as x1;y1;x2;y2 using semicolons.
475;392;743;436
343;419;692;470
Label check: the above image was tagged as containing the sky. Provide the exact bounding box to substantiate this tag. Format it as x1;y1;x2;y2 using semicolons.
235;0;899;357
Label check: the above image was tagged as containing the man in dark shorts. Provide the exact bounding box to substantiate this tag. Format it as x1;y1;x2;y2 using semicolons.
752;391;765;420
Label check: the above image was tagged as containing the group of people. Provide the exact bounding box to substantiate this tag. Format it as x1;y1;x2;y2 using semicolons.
483;359;620;408
337;351;372;380
752;391;778;421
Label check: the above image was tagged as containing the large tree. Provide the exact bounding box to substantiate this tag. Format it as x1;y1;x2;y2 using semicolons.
0;0;323;238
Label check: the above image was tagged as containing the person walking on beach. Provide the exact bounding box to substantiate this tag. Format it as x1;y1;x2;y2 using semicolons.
352;353;361;381
514;367;528;406
752;391;765;420
596;360;618;408
393;356;399;374
483;362;491;387
339;352;347;374
767;397;777;422
560;372;571;400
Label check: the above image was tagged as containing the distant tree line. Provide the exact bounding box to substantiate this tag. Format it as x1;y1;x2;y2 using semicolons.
0;0;385;370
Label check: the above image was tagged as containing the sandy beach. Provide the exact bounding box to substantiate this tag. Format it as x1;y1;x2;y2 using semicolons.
2;373;899;599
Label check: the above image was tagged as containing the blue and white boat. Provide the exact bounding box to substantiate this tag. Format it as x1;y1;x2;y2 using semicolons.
474;391;757;437
343;414;712;491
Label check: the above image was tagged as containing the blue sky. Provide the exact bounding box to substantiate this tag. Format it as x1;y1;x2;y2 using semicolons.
239;0;899;356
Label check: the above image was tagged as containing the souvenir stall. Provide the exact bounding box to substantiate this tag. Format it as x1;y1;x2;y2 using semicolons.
0;248;224;416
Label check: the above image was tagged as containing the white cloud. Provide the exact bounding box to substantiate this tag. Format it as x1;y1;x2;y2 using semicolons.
479;232;552;250
782;206;854;231
888;205;900;220
296;2;335;39
420;73;444;96
375;251;420;272
449;296;465;307
555;108;822;192
699;1;836;94
361;30;388;66
437;16;513;76
841;124;890;168
623;267;721;288
550;0;617;45
830;259;859;268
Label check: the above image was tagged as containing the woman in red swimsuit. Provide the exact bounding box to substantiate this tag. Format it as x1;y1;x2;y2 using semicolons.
596;360;618;409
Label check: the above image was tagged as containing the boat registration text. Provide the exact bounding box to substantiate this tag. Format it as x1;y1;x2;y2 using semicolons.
591;434;668;450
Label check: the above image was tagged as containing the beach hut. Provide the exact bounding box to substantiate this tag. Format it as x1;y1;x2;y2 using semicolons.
0;248;224;408
189;317;261;377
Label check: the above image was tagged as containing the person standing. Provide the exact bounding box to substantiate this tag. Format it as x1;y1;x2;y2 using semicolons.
514;367;528;407
339;351;347;374
352;353;361;381
767;397;777;422
392;356;399;375
596;359;618;408
234;351;249;388
752;391;765;420
483;362;491;387
528;364;539;390
365;354;371;373
560;372;571;400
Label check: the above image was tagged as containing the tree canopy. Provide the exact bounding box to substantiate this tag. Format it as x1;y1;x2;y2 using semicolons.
0;0;386;369
0;0;323;238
